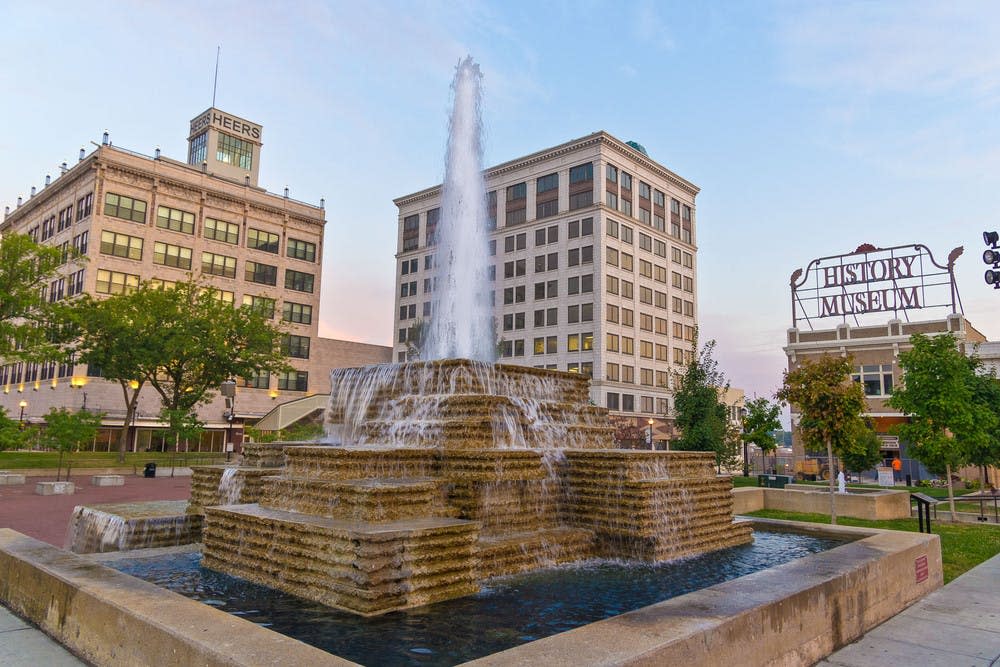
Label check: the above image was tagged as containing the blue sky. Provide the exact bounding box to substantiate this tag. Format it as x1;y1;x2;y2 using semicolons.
2;1;998;401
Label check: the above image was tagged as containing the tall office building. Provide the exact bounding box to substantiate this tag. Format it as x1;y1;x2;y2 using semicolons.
393;132;699;440
0;108;390;451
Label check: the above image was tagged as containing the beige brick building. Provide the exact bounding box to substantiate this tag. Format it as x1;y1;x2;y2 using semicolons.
0;108;390;451
393;132;699;439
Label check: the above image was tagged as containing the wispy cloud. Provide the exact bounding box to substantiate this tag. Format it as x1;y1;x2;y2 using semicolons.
778;1;1000;99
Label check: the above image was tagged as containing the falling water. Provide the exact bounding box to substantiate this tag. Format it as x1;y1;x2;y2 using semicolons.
218;467;244;505
423;56;493;362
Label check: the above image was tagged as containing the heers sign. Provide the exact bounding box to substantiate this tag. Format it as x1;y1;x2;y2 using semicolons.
818;255;921;317
191;110;261;141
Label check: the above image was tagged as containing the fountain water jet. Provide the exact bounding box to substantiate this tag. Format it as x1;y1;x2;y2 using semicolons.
423;56;493;362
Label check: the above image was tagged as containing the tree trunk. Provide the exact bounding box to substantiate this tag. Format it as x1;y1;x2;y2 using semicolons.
826;435;837;525
946;462;957;521
116;383;140;464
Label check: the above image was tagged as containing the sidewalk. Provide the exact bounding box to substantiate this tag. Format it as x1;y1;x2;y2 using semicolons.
817;552;1000;666
0;606;86;666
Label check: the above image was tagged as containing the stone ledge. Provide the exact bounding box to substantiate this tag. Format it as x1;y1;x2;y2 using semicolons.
91;475;125;487
0;529;355;667
0;473;26;485
35;481;74;496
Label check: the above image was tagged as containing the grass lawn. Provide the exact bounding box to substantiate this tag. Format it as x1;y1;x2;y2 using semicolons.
746;508;1000;583
0;450;226;470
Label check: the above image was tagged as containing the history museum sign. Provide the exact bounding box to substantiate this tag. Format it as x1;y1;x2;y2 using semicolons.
790;243;963;329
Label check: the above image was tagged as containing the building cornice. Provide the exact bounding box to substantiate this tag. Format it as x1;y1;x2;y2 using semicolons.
393;131;700;209
3;145;325;232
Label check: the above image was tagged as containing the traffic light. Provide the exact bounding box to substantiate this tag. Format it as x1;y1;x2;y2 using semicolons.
985;231;1000;289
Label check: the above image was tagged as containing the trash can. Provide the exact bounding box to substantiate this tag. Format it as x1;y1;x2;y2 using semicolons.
758;474;792;488
143;462;157;478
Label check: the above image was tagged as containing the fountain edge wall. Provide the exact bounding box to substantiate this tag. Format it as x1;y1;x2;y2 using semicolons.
0;522;941;667
0;529;355;667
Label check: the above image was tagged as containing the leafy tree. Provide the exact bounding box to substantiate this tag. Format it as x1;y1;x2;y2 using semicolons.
777;354;867;524
72;279;289;460
0;407;29;451
37;408;103;481
741;397;782;475
839;418;883;475
889;333;995;519
967;369;1000;491
672;338;731;470
0;233;75;362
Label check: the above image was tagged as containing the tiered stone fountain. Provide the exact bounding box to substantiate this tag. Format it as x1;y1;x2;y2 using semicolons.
200;359;752;616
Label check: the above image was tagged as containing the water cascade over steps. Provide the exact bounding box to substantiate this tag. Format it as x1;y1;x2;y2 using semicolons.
200;359;753;616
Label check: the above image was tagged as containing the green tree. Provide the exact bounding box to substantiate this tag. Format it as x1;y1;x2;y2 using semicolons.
0;407;29;451
889;333;995;519
742;396;782;475
967;369;1000;491
839;418;883;475
672;338;731;470
37;408;103;481
72;279;289;460
777;354;867;525
0;233;75;362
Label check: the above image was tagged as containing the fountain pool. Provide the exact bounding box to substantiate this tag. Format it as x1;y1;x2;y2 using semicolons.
107;529;851;666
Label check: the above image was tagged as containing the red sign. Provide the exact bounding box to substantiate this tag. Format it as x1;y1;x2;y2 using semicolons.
915;555;929;583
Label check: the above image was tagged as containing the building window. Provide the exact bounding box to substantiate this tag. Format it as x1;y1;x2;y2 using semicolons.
104;192;147;223
277;370;308;392
248;228;280;254
425;208;440;246
569;163;593;183
99;231;143;261
153;242;192;269
852;364;894;396
67;269;85;297
245;260;277;286
76;193;93;221
282;301;313;324
243;370;270;389
189;131;208;164
537;173;558;193
402;214;420;252
205;218;239;245
199;251;236;278
281;334;311;359
217;132;253;170
285;269;315;293
607;392;620;410
243;295;276;319
156;205;195;234
606;165;618;183
95;269;139;295
287;238;316;262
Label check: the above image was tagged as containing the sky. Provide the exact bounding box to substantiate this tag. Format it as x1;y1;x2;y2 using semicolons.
1;0;998;403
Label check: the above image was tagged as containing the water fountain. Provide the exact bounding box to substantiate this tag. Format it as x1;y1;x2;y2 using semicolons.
193;57;752;615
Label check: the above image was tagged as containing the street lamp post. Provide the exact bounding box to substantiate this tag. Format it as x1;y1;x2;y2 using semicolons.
741;406;749;477
647;418;655;451
18;400;27;426
220;380;237;462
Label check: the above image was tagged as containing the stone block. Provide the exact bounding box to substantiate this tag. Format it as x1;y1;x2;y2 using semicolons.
90;475;124;487
35;481;74;496
0;473;26;486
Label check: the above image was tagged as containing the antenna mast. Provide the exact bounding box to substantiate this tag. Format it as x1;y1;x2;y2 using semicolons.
212;46;221;107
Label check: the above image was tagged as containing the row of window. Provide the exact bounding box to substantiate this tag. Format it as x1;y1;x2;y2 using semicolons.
96;232;315;292
605;364;672;389
26;194;94;243
606;392;670;415
104;193;317;262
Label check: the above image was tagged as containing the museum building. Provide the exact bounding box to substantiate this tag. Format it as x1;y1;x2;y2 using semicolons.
392;132;700;440
784;242;987;480
0;108;390;451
